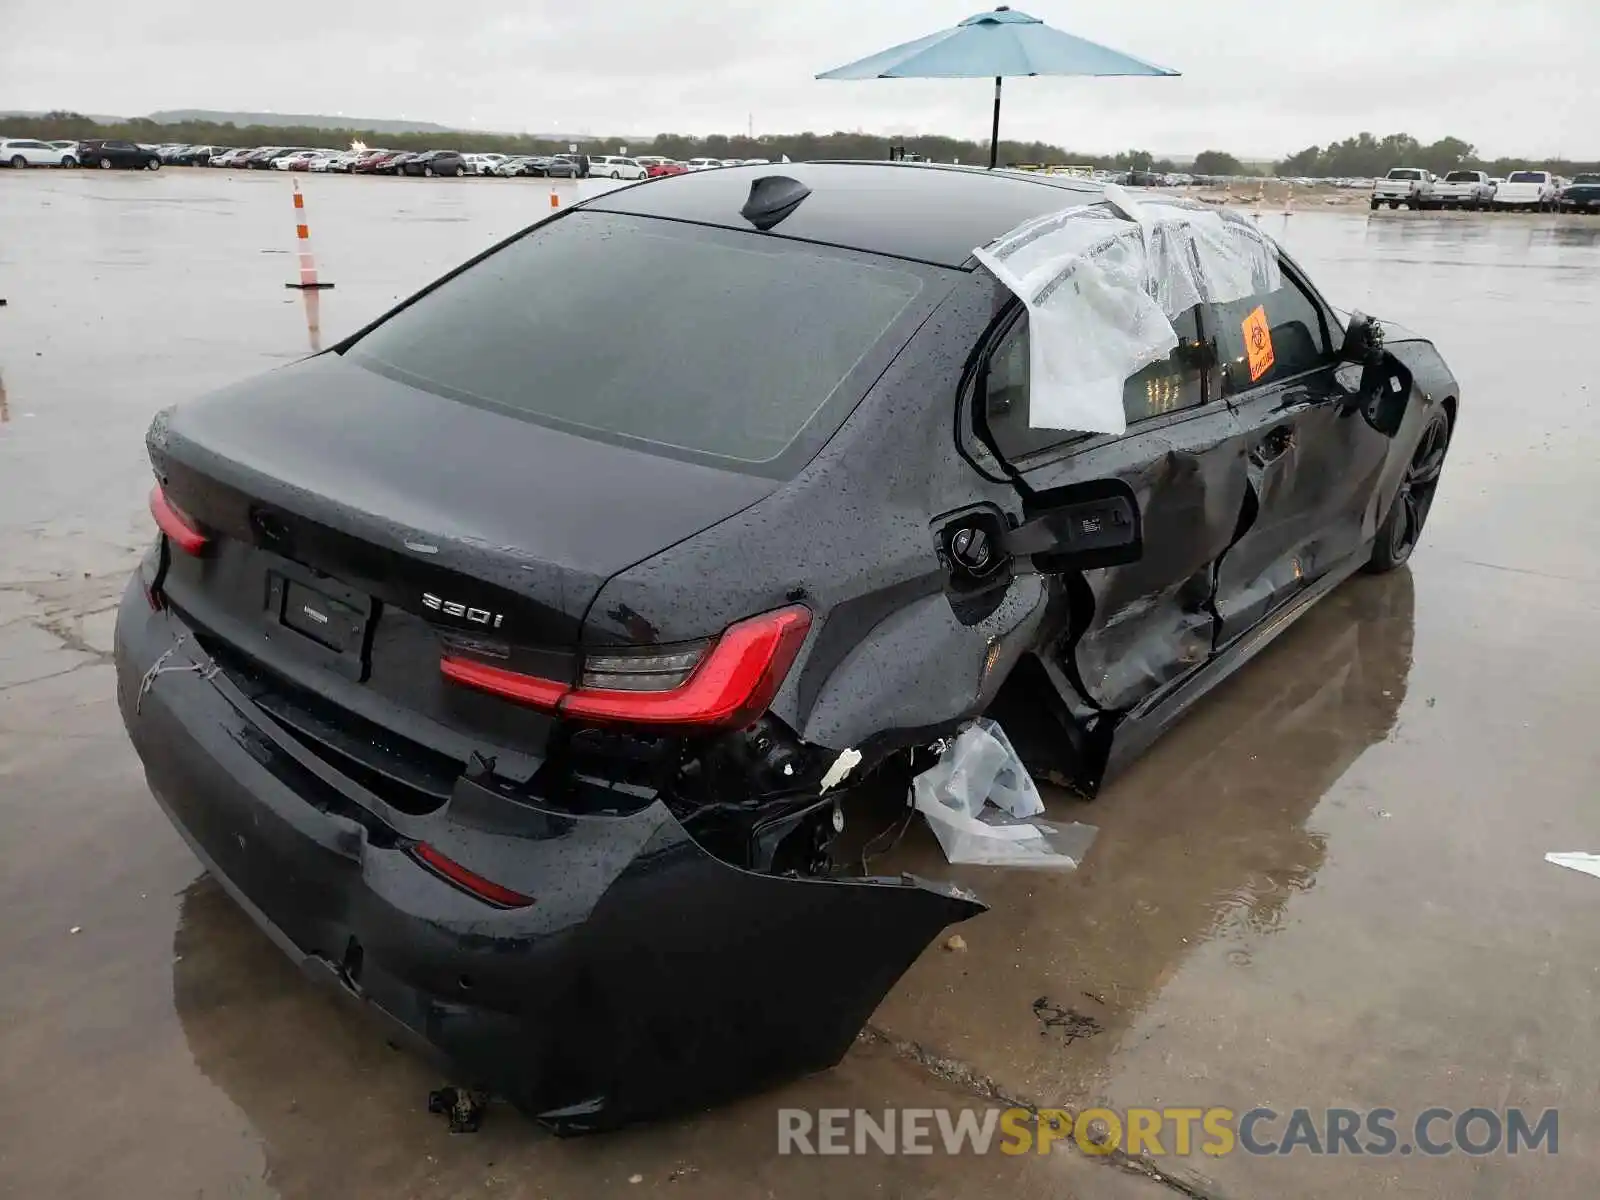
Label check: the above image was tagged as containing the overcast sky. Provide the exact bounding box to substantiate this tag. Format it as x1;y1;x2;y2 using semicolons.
3;0;1595;158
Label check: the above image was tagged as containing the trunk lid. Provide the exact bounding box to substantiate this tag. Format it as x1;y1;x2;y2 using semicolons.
148;353;776;776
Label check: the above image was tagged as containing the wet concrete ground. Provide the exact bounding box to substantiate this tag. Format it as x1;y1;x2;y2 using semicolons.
2;170;1597;1199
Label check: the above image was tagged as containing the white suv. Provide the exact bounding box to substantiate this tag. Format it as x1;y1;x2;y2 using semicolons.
590;155;647;181
1;138;77;168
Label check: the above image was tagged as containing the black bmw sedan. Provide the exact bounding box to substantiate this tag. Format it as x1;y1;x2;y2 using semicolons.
402;150;467;177
116;162;1458;1131
77;139;162;170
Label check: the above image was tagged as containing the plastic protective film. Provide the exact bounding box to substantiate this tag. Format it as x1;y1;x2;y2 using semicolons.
973;185;1283;435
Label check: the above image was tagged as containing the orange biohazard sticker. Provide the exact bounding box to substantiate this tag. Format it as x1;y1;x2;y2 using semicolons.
1242;305;1275;382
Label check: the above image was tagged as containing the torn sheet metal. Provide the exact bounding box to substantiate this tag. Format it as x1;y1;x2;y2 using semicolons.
911;720;1098;868
973;185;1283;435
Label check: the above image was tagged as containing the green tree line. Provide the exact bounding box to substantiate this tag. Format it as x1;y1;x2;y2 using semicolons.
1275;132;1598;179
7;112;1593;178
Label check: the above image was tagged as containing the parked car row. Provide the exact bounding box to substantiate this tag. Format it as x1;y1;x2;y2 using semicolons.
1;138;784;182
1369;166;1594;212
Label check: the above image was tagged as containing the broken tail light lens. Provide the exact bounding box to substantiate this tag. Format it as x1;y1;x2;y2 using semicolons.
439;605;812;730
149;484;208;555
410;842;535;909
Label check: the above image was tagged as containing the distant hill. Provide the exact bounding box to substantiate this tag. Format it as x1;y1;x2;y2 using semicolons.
1;109;126;124
147;109;457;134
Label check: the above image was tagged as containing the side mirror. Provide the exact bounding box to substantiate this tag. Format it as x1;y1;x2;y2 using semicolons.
1341;313;1412;437
1339;311;1386;367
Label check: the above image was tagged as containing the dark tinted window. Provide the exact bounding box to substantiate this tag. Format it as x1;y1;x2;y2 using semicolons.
1387;169;1423;180
982;305;1206;461
348;212;935;473
1211;269;1330;395
1444;171;1478;182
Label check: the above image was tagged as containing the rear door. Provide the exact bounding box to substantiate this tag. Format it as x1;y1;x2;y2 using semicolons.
1207;259;1392;646
977;303;1250;713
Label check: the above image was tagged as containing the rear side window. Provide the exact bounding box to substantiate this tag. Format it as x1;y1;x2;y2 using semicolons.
982;306;1207;460
348;212;938;474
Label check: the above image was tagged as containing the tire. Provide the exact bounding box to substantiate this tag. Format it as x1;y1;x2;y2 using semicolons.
1370;200;1380;211
1388;201;1399;210
423;166;435;176
451;166;462;177
9;155;25;169
1366;410;1451;574
99;158;111;169
61;155;76;168
146;158;160;170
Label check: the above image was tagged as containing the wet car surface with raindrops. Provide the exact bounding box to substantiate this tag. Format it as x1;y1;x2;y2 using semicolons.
3;167;1599;1199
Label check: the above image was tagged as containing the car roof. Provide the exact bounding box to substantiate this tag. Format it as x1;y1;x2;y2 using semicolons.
584;161;1105;268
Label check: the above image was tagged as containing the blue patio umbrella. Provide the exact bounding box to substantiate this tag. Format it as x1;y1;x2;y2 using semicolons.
816;6;1178;170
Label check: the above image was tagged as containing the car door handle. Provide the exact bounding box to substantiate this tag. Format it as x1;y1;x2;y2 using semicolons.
1252;425;1295;466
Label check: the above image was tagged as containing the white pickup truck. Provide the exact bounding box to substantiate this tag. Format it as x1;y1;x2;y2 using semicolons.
1433;170;1496;210
1371;167;1436;210
1494;170;1560;211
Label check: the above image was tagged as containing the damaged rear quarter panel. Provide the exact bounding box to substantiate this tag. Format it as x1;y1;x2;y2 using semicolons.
800;576;1047;748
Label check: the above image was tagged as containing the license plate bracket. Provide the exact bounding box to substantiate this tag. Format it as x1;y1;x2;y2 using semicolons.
267;572;375;681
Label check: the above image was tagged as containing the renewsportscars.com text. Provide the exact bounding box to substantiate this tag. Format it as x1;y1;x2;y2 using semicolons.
777;1106;1559;1157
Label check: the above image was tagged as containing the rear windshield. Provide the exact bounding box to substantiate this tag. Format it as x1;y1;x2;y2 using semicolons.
1509;171;1546;183
1444;171;1478;182
347;212;938;474
1387;169;1423;180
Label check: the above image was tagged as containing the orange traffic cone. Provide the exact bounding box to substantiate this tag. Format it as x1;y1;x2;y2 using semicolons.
550;188;559;210
286;180;334;290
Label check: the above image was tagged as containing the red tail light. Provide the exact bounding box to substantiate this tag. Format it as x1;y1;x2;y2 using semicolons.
438;658;569;709
439;605;811;730
149;484;208;555
410;842;535;909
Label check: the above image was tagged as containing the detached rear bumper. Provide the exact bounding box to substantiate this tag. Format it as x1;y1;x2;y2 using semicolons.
114;578;982;1131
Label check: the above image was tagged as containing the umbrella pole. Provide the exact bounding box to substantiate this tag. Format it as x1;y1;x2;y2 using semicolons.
988;76;1003;169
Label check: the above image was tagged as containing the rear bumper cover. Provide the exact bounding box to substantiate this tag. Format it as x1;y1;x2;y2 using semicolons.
115;578;982;1131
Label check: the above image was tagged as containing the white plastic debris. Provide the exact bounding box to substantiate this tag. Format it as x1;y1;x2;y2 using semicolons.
1545;852;1600;880
910;720;1097;869
973;190;1282;436
819;747;863;794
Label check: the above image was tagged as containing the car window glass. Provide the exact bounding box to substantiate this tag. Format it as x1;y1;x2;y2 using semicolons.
348;212;936;475
1210;268;1330;395
982;305;1206;461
